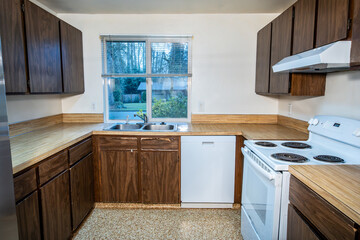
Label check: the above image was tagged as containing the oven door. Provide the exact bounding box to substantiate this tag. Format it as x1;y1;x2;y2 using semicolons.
241;147;283;240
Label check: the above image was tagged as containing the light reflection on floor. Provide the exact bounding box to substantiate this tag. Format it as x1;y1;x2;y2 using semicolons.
74;208;242;239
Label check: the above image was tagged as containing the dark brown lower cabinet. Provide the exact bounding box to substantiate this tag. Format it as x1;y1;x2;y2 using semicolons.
288;176;359;240
70;153;94;230
40;171;72;240
287;204;319;240
99;150;139;202
141;151;180;203
16;191;41;240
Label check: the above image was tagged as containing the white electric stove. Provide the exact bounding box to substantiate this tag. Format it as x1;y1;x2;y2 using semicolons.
241;115;360;240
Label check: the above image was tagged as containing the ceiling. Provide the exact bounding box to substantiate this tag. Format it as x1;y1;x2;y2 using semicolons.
35;0;296;14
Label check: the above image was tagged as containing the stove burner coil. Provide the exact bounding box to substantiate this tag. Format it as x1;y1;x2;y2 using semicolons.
281;142;312;149
255;141;277;147
314;155;345;163
271;153;309;163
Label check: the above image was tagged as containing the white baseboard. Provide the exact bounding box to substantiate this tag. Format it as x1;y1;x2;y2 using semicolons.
181;203;234;209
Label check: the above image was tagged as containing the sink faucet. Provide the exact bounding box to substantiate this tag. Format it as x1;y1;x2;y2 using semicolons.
134;113;148;124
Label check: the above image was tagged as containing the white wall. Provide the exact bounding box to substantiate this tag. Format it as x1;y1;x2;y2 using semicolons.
58;14;279;116
6;95;62;123
278;71;360;121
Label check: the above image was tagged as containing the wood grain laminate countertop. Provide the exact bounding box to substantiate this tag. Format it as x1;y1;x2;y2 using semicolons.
289;165;360;225
11;123;308;174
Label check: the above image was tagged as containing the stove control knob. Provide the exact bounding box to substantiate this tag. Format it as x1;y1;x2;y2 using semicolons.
312;119;319;126
308;118;314;125
353;129;360;137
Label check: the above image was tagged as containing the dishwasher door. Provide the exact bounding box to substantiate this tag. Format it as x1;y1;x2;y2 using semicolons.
181;136;236;204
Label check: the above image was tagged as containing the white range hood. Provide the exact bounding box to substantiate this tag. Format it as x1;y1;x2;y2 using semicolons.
272;41;352;73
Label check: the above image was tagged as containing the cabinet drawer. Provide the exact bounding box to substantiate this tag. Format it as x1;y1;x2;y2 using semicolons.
39;150;68;185
98;136;137;151
140;137;179;151
289;176;357;240
14;168;37;202
69;137;92;165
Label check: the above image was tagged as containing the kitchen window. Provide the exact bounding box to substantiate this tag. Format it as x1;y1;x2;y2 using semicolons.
101;36;192;122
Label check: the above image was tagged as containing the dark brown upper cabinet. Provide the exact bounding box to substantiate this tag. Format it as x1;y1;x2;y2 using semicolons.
293;0;317;54
255;1;327;97
0;0;85;94
24;0;62;93
316;0;350;48
0;0;28;94
269;6;293;94
60;21;85;94
255;23;272;94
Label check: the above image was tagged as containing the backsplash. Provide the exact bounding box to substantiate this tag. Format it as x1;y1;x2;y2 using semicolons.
278;71;360;121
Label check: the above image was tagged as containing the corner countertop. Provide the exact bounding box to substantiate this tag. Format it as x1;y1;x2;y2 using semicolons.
11;122;308;175
289;165;360;225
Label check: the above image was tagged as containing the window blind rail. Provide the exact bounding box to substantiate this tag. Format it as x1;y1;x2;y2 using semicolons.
101;74;192;78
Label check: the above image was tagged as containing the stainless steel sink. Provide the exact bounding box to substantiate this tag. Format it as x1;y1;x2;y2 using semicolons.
107;123;143;130
142;124;176;131
104;123;177;131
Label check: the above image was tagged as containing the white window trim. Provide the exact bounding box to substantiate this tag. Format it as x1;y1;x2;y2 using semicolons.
102;35;192;123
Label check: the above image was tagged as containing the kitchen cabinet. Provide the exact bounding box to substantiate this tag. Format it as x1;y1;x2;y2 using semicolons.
24;0;63;93
255;4;326;96
141;149;180;204
269;6;294;94
0;0;85;94
100;150;139;202
60;21;85;94
0;0;28;94
293;0;317;54
97;136;139;202
287;204;319;240
13;137;94;239
70;153;94;230
288;176;359;240
40;171;72;240
16;191;41;240
95;136;181;204
316;0;350;48
255;23;272;94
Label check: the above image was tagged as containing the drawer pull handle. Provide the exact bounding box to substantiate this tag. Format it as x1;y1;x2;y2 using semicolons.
202;142;214;145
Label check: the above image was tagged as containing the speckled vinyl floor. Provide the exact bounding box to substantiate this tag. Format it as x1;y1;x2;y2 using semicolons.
73;208;242;239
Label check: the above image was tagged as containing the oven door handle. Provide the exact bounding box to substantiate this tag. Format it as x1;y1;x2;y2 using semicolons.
242;148;276;181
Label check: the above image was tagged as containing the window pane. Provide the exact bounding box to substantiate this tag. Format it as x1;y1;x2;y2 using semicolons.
107;77;147;120
106;41;146;74
151;77;188;119
151;42;188;74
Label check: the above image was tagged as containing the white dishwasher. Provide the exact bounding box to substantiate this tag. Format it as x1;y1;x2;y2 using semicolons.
181;136;236;208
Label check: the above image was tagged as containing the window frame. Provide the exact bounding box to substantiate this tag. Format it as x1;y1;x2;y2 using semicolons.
101;35;192;123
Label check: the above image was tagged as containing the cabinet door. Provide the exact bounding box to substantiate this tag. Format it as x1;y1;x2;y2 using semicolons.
40;171;71;240
60;21;85;94
141;151;180;204
100;150;139;202
0;0;28;93
269;6;293;94
24;0;62;93
293;0;317;54
316;0;350;47
287;204;320;240
70;153;94;230
16;191;41;240
255;23;272;94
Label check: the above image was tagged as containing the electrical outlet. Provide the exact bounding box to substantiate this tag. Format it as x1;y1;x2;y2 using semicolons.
91;102;96;111
199;101;205;112
288;103;293;116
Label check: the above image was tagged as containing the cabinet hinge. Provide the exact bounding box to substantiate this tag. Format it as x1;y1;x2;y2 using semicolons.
21;3;25;12
348;19;352;31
